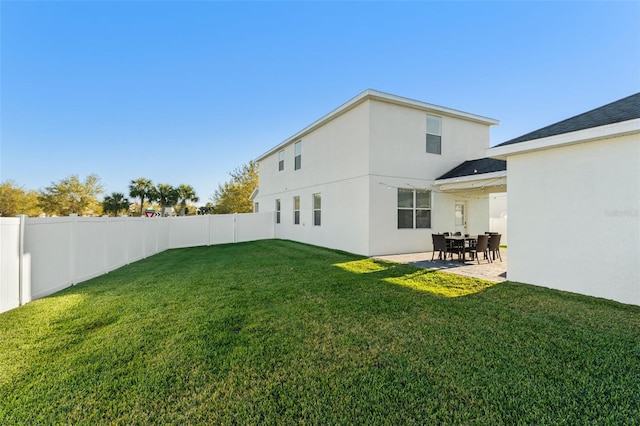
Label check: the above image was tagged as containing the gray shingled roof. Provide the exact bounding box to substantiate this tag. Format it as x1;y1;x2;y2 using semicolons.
437;158;506;180
496;92;640;147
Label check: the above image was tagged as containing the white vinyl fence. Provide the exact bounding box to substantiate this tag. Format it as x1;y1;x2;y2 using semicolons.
0;213;275;314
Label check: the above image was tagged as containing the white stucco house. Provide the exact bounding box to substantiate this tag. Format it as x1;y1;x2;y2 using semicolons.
488;93;640;306
252;89;506;256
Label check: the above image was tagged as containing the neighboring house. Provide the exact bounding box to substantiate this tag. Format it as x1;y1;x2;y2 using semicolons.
253;89;504;256
488;93;640;306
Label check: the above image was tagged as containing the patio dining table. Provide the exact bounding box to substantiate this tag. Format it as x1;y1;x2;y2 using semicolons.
445;235;478;262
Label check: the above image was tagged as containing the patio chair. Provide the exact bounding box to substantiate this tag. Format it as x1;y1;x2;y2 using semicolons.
431;233;448;261
442;232;454;250
449;237;465;261
488;234;502;262
467;234;490;264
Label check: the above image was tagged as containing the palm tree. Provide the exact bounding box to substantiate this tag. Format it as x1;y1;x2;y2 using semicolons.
129;178;155;216
176;184;199;216
155;183;179;216
102;192;130;217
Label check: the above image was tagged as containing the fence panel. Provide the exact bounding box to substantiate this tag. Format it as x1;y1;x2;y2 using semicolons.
490;218;508;245
126;217;145;263
143;219;159;258
106;217;128;272
237;212;274;242
157;218;171;252
210;215;236;245
170;215;209;248
24;217;74;300
75;217;107;284
0;218;21;312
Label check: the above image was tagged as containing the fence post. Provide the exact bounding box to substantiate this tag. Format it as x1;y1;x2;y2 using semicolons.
233;213;238;243
142;216;146;259
102;215;108;274
69;214;78;285
17;215;26;306
155;217;159;254
125;216;130;265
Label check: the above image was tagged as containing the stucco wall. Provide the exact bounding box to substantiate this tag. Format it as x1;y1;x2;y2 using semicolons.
257;100;371;197
507;133;639;305
367;176;433;256
271;176;371;256
368;100;489;179
256;101;372;255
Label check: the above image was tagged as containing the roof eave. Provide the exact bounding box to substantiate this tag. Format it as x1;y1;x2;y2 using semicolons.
434;170;507;191
488;118;640;159
256;89;499;162
365;90;500;126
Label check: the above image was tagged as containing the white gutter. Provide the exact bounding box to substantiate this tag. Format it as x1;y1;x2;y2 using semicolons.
488;118;640;159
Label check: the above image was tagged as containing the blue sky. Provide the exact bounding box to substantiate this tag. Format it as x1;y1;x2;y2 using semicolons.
2;1;639;206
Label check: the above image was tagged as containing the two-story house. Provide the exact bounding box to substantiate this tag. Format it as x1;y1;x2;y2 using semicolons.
252;89;504;256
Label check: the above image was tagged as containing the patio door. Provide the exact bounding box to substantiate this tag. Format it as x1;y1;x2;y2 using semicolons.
454;201;467;235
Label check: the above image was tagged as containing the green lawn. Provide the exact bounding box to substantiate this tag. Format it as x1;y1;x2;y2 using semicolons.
1;240;638;424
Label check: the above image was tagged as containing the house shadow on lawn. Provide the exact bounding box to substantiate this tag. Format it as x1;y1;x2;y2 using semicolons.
333;258;499;298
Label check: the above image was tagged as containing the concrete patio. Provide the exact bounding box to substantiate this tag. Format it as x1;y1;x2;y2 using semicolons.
374;248;507;283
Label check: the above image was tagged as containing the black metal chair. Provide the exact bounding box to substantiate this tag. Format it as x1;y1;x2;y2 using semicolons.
449;237;465;261
467;234;490;264
441;232;454;250
431;233;448;261
488;234;502;262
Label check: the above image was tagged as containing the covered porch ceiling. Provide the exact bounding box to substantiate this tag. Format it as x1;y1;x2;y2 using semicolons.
435;170;506;192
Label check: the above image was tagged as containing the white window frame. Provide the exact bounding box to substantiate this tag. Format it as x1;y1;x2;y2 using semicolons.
275;199;281;224
278;150;285;171
293;196;300;225
426;115;442;155
313;193;321;226
397;189;432;229
294;141;302;170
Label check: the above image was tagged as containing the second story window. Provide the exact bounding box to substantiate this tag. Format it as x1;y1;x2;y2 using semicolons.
293;196;300;224
294;141;302;170
426;115;442;155
278;150;284;171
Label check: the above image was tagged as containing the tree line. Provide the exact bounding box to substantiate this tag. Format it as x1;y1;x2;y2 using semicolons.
0;161;258;217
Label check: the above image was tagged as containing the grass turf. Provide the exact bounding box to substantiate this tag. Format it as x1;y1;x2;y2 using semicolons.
1;240;638;424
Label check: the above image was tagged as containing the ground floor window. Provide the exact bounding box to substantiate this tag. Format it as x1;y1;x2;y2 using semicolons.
275;199;281;224
293;196;300;224
398;188;431;229
313;193;321;226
